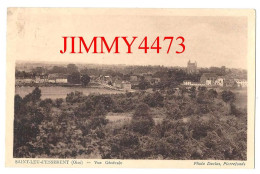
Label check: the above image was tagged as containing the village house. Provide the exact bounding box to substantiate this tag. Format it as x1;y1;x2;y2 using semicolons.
183;75;225;87
89;75;97;83
224;79;236;87
121;81;132;91
130;75;138;82
103;75;111;82
56;78;68;84
234;79;247;88
113;79;132;91
183;80;192;86
129;75;140;86
223;79;233;87
182;80;205;87
112;75;122;82
205;80;212;86
150;77;161;85
24;78;35;84
35;75;48;84
98;75;112;84
16;78;35;84
191;82;206;87
143;73;153;82
48;74;58;83
55;75;68;84
48;74;68;84
183;74;243;88
48;78;56;83
113;79;123;89
215;77;225;87
200;73;218;85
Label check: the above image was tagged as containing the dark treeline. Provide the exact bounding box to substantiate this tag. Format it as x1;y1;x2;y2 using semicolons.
14;87;247;159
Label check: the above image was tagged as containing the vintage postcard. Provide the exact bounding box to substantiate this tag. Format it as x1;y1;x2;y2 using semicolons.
5;8;255;168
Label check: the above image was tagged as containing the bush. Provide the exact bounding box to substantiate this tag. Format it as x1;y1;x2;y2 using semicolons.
55;98;64;108
143;91;164;107
103;130;140;159
166;105;183;120
221;90;236;103
66;91;84;103
13;87;247;160
131;103;155;135
23;87;41;103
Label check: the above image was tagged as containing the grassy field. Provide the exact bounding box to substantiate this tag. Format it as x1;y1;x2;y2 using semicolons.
233;88;247;109
106;109;165;125
15;86;124;99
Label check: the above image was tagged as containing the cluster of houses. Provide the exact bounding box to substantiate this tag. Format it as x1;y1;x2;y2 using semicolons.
183;60;247;88
15;72;161;91
93;73;161;91
16;61;247;91
16;73;68;85
183;73;247;88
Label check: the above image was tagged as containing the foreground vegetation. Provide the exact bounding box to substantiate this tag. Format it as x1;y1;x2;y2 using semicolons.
14;86;247;160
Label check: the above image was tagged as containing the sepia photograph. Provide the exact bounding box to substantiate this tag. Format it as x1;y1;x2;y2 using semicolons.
5;8;255;168
13;60;248;160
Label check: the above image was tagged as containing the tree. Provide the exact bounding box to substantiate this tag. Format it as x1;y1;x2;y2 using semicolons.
39;98;53;112
55;98;64;108
104;130;140;159
81;74;91;86
138;80;150;90
68;72;81;84
80;68;89;74
143;91;164;107
198;86;207;92
33;67;44;74
14;94;23;114
66;91;84;103
221;90;236;103
178;86;187;100
39;98;53;107
207;89;218;100
31;87;41;101
49;66;67;74
23;87;41;103
166;105;183;120
189;86;196;99
221;90;236;115
67;64;79;74
131;103;155;135
196;87;208;104
230;103;242;117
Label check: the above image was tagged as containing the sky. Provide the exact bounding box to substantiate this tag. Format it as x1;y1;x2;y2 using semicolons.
7;8;248;69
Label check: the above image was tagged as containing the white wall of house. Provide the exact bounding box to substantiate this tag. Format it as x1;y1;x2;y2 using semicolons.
215;78;224;87
183;81;192;85
235;79;247;87
206;80;213;85
56;78;68;83
48;79;56;83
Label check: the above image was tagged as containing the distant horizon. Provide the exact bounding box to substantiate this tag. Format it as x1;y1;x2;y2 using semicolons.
15;60;247;70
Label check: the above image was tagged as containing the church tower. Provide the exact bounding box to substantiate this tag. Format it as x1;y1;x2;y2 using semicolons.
187;60;197;74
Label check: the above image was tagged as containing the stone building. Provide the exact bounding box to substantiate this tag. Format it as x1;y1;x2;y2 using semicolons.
200;73;217;84
187;60;197;74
